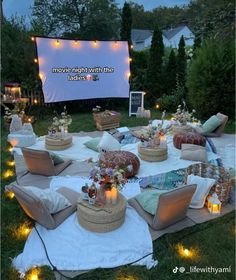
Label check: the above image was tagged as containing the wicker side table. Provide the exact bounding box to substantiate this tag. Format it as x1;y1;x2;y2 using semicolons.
45;134;73;150
93;111;121;131
77;193;126;233
138;143;168;162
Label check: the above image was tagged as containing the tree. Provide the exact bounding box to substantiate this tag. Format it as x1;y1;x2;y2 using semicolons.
145;26;164;104
176;35;187;92
187;40;235;119
165;49;177;95
120;2;132;43
31;0;120;39
1;17;39;89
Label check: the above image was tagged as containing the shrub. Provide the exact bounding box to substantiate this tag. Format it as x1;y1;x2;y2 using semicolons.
187;40;235;119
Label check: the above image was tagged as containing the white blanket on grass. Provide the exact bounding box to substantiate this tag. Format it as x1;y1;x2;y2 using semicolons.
13;177;157;273
13;135;220;178
122;136;220;177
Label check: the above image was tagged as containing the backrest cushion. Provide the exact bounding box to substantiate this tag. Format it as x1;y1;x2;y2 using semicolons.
153;184;197;230
202;115;222;133
6;184;55;228
22;148;55;176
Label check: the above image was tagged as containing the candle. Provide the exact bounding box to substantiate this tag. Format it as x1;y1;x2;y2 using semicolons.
159;135;167;148
111;186;118;205
105;190;111;204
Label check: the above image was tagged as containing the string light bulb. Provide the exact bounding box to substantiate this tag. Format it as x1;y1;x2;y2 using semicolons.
28;118;32;123
177;244;196;259
7;146;13;153
39;73;44;80
155;104;160;109
55;39;60;46
30;274;38;280
6;160;15;167
129;57;132;62
130;44;133;49
184;249;190;257
34;58;38;63
94;40;97;45
31;37;35;41
6;191;15;199
33;99;38;104
2;170;14;179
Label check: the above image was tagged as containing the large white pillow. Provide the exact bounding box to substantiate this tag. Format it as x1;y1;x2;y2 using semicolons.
97;131;121;152
25;186;71;213
187;174;216;208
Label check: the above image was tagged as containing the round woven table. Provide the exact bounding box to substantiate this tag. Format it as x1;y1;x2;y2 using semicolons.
77;193;126;233
45;134;73;150
138;143;168;162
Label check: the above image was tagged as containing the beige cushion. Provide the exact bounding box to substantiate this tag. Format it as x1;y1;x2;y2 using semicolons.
181;144;207;162
24;186;71;213
128;184;197;230
22;148;72;176
5;184;80;229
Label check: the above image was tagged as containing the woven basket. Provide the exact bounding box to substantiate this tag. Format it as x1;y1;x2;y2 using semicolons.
184;163;231;204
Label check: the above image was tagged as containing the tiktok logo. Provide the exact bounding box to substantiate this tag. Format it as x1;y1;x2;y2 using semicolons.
173;266;185;273
173;267;178;273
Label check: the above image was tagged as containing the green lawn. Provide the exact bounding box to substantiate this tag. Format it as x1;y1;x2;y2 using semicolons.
1;110;235;280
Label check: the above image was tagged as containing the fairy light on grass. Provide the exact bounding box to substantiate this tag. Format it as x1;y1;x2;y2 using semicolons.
176;243;199;260
5;191;15;199
26;267;41;280
6;160;15;167
12;223;32;240
2;170;14;179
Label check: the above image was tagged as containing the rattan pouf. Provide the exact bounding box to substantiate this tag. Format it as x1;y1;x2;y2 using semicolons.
77;193;126;233
173;132;206;149
45;134;72;150
138;143;168;162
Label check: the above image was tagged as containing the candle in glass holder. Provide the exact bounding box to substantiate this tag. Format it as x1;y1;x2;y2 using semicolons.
111;186;118;205
105;190;111;204
159;135;167;148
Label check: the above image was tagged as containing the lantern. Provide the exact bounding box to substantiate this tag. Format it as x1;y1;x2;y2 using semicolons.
4;83;21;101
207;193;221;214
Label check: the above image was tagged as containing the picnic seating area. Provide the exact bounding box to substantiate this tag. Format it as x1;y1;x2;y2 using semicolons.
1;1;235;279
2;108;235;279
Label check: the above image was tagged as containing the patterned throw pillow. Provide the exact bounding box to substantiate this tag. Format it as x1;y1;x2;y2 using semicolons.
139;168;186;190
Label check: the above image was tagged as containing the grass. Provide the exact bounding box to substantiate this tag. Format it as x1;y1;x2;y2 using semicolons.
1;110;235;280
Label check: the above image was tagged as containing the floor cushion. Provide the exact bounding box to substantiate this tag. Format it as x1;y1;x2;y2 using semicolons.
202;115;222;133
99;151;140;178
180;144;207;162
173;132;206;149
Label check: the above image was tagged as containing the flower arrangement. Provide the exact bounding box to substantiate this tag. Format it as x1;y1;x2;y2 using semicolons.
90;164;129;191
172;101;197;126
50;106;72;132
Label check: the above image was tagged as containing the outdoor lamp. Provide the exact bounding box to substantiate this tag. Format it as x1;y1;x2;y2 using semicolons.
207;192;221;214
4;82;21;101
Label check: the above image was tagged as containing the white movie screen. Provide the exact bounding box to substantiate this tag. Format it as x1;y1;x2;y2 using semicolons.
36;37;130;103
